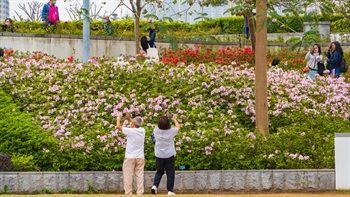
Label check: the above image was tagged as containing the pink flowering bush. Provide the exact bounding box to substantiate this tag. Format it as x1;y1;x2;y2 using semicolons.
0;50;349;171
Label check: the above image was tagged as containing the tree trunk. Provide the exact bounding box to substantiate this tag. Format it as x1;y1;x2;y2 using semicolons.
254;0;269;136
131;0;142;54
247;11;256;51
134;16;140;54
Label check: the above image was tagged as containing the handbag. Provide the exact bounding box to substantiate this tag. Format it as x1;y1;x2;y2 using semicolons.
147;47;159;60
302;66;309;73
317;62;325;76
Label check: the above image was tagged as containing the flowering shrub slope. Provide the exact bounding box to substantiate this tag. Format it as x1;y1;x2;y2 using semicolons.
0;50;349;171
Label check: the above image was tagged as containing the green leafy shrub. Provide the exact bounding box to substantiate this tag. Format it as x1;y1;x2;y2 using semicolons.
0;87;57;171
9;14;347;40
11;155;40;171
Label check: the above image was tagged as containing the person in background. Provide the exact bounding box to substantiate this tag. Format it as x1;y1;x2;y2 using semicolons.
244;15;249;39
326;41;343;78
140;36;149;53
305;44;323;80
42;0;60;26
102;15;114;35
148;25;156;48
116;113;145;195
269;58;283;74
271;58;280;67
2;18;14;33
151;115;180;196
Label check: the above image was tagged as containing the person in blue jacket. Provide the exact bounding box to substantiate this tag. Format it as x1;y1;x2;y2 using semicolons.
42;0;60;26
148;25;156;48
326;41;343;78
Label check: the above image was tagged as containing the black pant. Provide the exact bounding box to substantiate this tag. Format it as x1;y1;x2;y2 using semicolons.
153;155;175;192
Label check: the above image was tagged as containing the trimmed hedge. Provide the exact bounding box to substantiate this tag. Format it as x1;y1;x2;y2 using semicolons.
9;14;350;40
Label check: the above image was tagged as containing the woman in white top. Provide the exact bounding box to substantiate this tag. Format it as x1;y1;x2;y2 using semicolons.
305;44;323;80
151;115;180;196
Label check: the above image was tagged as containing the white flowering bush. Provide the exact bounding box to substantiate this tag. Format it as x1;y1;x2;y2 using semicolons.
0;50;349;171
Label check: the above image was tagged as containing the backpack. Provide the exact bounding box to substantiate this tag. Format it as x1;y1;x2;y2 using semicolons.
340;57;348;73
47;3;59;23
140;36;149;52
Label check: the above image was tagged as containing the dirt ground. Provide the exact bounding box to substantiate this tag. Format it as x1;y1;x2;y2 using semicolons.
3;193;350;197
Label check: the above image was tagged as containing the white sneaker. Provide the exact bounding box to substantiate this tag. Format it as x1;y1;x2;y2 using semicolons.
151;185;157;194
168;191;176;195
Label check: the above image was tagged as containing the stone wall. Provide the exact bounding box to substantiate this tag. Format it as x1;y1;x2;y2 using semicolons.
1;33;350;60
0;170;334;194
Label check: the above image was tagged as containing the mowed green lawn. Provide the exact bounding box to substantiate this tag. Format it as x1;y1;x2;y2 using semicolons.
2;193;350;197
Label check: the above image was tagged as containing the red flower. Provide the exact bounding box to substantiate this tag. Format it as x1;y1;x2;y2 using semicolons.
67;56;74;62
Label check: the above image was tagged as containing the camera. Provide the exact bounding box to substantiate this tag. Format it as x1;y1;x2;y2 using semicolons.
166;114;173;119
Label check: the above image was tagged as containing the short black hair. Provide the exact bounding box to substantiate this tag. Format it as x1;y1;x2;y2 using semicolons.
5;18;12;23
271;58;280;66
158;116;171;130
0;48;4;57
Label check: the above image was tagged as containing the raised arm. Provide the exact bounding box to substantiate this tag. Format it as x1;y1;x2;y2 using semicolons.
125;112;132;122
172;116;181;132
116;116;122;131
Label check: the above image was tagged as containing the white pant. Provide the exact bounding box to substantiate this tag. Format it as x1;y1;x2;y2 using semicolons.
122;158;145;195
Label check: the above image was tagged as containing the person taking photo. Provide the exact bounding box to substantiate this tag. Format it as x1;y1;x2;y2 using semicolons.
116;113;146;195
151;114;180;196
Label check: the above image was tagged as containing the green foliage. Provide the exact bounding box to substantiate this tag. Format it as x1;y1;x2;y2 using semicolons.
287;29;321;51
59;188;74;194
38;188;54;194
331;14;350;32
0;185;10;194
11;155;40;171
9;14;348;41
86;180;99;194
0;87;57;171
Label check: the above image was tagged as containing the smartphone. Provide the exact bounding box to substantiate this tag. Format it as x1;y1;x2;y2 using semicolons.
166;114;173;119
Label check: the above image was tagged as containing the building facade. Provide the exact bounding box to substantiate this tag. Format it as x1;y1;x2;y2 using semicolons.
0;0;9;21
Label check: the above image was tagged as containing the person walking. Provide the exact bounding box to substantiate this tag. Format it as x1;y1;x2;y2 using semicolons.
305;44;323;80
102;15;114;35
116;113;146;195
42;0;60;27
151;115;181;196
326;41;343;78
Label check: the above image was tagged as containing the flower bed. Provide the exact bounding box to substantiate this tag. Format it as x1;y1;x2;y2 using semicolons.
0;49;349;171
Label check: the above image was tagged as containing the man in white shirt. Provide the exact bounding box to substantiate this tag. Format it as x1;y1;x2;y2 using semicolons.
117;113;145;195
